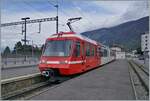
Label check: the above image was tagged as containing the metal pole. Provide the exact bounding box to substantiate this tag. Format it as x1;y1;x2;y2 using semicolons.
24;19;27;45
15;48;17;64
21;17;30;61
56;16;58;33
55;5;58;33
32;40;34;58
144;49;146;65
21;17;30;45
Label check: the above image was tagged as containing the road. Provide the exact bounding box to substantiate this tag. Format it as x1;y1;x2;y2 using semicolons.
1;66;40;80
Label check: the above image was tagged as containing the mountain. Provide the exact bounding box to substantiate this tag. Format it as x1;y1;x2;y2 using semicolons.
81;16;149;51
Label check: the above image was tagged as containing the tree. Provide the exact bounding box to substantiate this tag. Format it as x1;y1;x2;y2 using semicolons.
41;44;45;51
13;41;23;54
3;46;11;56
34;46;40;55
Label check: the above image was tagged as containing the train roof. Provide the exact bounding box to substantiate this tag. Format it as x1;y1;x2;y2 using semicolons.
47;32;99;45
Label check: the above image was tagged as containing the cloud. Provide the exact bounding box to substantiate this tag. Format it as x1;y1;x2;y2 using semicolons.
1;0;149;50
120;0;149;22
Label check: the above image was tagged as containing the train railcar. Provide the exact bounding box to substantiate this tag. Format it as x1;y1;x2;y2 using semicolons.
99;45;115;65
38;31;115;78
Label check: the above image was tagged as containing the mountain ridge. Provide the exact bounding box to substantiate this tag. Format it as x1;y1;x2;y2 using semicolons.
81;16;149;51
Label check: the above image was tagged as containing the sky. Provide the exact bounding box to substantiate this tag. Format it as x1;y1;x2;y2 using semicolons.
1;0;149;50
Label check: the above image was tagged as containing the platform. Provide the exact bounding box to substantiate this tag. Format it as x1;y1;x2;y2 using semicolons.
1;66;39;80
30;60;135;100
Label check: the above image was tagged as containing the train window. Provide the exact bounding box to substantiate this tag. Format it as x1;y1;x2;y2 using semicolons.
110;51;113;56
86;44;90;56
101;47;108;57
75;42;80;57
97;47;101;57
91;46;95;56
103;49;108;57
43;40;72;56
82;42;84;56
100;48;104;57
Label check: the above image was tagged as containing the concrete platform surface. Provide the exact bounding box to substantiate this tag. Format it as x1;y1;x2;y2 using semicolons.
1;66;40;80
30;60;134;100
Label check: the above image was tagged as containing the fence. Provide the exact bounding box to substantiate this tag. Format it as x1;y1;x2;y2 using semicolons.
1;56;40;69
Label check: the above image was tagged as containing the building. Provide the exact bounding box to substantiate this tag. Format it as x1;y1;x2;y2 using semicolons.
141;33;149;58
111;47;121;52
141;33;149;52
110;45;126;59
115;51;126;59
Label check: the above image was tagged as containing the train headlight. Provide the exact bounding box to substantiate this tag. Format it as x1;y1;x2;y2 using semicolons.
39;59;46;64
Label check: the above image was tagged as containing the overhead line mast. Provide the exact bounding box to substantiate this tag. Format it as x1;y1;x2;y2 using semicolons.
1;17;56;45
1;17;56;27
21;17;30;45
47;0;59;34
55;4;59;34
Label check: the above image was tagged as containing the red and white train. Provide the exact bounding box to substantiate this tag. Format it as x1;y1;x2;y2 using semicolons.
38;31;115;78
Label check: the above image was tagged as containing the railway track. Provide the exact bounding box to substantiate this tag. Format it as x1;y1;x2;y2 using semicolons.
128;60;149;100
132;60;149;76
8;76;74;100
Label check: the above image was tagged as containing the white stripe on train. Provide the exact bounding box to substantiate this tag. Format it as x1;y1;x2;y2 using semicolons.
46;60;84;64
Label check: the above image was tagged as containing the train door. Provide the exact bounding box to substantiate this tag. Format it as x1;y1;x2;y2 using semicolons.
85;43;91;69
101;46;108;65
81;41;85;66
89;44;95;67
95;46;101;65
73;41;85;71
97;46;101;65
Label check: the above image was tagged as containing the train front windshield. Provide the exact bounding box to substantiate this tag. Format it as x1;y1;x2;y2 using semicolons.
43;40;73;56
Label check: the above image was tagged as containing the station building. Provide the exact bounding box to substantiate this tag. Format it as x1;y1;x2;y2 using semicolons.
110;45;126;59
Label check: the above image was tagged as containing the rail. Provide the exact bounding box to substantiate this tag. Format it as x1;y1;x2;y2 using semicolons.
132;60;149;76
128;60;149;100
